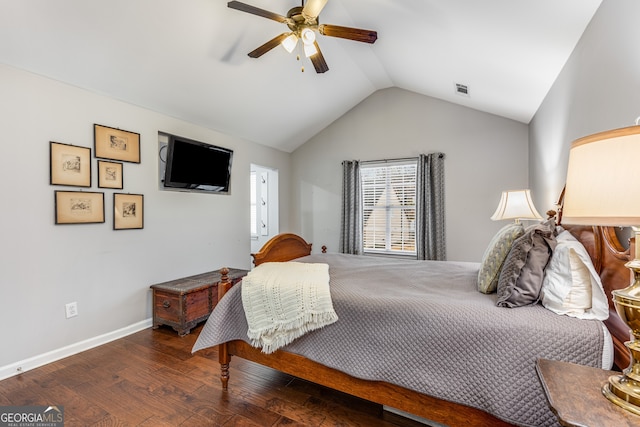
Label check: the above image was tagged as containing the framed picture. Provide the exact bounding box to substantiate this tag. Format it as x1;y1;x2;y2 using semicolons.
55;191;105;224
114;193;144;230
50;142;91;187
94;124;140;163
97;160;123;189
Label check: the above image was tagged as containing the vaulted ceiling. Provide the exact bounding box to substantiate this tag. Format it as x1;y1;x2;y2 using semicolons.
0;0;602;152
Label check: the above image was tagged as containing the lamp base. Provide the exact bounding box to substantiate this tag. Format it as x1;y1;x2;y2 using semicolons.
603;258;640;415
602;375;640;416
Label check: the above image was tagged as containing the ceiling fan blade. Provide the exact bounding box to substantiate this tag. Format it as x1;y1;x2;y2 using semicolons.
302;0;329;20
319;24;378;44
248;33;290;58
309;41;329;73
227;1;289;23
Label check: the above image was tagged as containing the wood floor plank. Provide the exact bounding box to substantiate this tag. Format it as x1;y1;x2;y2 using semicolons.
265;396;328;425
222;413;277;426
215;385;291;425
137;416;178;427
43;383;109;426
179;383;236;422
86;413;129;427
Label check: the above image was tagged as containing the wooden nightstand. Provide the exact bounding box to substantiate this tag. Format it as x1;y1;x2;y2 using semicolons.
150;268;248;336
536;358;639;426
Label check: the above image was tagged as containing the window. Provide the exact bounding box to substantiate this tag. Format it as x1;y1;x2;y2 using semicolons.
250;165;278;243
361;160;417;255
250;171;257;236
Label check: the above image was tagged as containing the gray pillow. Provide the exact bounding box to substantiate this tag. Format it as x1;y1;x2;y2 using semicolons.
477;223;525;294
496;220;557;308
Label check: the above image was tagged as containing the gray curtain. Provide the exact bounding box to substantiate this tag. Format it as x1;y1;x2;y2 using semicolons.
416;153;446;260
339;160;362;254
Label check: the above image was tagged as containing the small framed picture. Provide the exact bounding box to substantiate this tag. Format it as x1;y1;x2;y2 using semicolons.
55;191;105;224
97;160;123;189
50;142;91;187
94;124;140;163
114;193;144;230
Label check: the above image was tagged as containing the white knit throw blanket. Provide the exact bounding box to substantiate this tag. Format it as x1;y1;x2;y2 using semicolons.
241;262;338;354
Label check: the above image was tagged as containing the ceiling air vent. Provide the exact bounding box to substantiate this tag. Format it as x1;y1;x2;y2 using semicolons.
454;83;470;97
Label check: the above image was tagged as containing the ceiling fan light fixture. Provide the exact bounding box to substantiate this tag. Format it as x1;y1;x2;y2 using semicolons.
303;42;317;58
300;27;316;45
228;1;377;73
281;33;298;53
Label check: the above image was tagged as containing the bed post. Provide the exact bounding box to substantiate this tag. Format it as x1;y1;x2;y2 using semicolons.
218;267;232;390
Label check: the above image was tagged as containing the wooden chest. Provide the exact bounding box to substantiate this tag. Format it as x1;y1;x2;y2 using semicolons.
150;268;248;336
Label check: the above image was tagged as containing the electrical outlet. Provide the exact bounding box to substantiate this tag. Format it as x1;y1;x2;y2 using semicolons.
65;302;78;319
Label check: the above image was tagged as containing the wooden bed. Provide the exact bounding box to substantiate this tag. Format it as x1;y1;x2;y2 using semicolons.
214;229;633;426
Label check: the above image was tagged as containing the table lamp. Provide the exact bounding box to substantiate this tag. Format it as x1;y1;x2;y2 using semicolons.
562;124;640;415
491;189;543;224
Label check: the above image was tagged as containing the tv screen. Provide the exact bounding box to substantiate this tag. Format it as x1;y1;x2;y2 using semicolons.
163;135;233;194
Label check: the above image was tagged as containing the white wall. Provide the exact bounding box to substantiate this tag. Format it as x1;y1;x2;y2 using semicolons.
0;64;290;371
530;0;639;209
290;88;529;262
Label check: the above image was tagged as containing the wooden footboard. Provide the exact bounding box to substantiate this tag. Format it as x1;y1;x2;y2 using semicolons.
224;339;513;427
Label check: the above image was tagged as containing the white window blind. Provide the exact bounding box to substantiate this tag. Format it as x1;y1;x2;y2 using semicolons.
361;160;417;255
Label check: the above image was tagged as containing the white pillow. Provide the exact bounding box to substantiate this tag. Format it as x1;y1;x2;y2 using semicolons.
541;230;609;320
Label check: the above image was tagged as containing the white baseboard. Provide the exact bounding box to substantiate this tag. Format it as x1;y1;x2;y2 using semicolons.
0;318;153;381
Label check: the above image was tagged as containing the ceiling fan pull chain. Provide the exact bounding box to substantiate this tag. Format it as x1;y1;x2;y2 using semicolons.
295;44;304;72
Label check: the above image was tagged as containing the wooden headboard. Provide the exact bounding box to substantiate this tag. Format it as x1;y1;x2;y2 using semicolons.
562;224;632;370
251;233;313;266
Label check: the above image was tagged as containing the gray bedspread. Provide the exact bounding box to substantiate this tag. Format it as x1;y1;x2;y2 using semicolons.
193;253;605;427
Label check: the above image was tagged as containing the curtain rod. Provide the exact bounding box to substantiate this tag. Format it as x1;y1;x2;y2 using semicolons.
359;153;444;165
360;156;417;165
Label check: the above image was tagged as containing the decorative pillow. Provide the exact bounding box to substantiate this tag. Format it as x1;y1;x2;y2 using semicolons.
540;230;609;320
477;223;525;294
496;220;557;307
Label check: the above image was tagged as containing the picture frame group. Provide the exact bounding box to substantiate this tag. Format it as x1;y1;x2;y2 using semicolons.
50;123;143;229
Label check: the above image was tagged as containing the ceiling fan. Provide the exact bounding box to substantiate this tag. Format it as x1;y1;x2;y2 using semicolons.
227;0;378;73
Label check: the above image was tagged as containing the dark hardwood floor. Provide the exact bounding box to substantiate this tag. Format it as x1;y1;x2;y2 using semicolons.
0;324;429;426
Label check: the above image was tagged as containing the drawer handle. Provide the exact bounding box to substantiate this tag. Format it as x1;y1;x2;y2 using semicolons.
162;300;171;308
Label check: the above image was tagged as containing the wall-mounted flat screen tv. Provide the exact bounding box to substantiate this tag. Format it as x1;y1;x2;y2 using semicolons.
163;134;233;194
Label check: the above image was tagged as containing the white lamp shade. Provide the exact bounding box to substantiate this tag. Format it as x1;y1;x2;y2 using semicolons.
300;28;316;45
491;189;543;221
563;125;640;226
281;33;298;53
303;42;317;58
